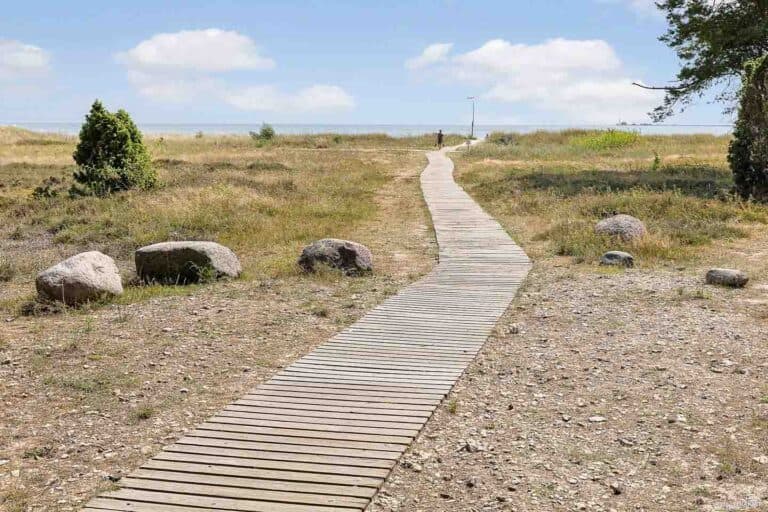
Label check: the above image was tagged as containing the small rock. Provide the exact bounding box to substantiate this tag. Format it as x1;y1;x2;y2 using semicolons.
753;455;768;465
705;268;748;288
595;214;647;241
600;250;635;268
609;482;624;495
179;388;189;394
589;415;606;423
298;239;373;275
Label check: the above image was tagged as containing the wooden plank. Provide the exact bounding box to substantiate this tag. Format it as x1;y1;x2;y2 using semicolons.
152;451;390;479
130;469;377;498
118;477;370;508
141;459;382;488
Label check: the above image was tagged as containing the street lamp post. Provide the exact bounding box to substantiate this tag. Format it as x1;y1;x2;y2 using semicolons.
467;96;476;139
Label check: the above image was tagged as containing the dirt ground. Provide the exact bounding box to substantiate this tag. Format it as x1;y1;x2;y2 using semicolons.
369;219;768;510
0;148;436;511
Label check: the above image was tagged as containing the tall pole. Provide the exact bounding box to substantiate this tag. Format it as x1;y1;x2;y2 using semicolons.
467;96;476;139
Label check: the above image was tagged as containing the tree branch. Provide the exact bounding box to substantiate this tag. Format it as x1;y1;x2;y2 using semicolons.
632;81;688;91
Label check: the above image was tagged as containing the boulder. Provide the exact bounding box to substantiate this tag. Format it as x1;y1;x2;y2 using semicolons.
600;250;635;268
36;251;123;305
298;239;372;275
705;268;749;288
595;214;647;241
135;241;241;284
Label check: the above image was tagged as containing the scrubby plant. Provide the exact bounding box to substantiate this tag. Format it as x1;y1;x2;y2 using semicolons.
32;176;65;199
259;123;276;140
488;132;515;145
728;54;768;201
71;100;155;196
570;129;639;150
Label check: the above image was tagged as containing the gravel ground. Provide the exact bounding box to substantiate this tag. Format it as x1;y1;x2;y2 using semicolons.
370;261;768;512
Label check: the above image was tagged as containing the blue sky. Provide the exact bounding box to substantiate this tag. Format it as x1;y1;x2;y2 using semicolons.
0;0;731;125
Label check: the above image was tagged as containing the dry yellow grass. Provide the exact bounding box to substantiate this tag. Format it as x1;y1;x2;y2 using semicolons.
457;130;768;269
0;128;450;310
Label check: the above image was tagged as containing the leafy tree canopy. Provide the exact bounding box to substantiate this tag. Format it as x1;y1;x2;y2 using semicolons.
646;0;768;121
728;54;768;200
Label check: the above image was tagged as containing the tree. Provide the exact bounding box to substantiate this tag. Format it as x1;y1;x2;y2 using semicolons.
638;0;768;121
728;54;768;201
71;100;156;195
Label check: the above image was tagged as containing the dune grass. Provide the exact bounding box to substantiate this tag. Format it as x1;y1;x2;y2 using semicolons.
458;130;768;265
0;127;441;310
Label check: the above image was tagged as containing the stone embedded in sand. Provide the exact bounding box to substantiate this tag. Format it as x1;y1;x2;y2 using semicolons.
298;238;373;275
595;214;647;241
600;250;635;268
36;251;123;305
135;241;241;284
705;268;749;288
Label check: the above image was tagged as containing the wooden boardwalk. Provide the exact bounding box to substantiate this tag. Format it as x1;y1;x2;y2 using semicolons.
82;146;531;512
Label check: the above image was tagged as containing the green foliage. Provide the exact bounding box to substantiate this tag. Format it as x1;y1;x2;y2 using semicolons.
487;131;515;145
729;54;768;201
259;123;276;140
653;0;768;120
71;100;155;196
32;176;65;199
569;130;639;150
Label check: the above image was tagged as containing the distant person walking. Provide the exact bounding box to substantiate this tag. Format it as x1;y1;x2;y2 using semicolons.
436;129;444;149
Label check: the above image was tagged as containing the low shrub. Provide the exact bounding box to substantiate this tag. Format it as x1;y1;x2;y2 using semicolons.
71;100;156;196
570;129;640;150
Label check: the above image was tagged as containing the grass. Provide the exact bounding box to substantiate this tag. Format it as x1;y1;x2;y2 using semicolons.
458;131;768;265
569;129;640;150
0;126;449;310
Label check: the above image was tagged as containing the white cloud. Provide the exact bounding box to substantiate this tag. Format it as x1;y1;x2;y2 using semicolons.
117;28;274;73
117;29;354;113
0;40;50;80
407;38;663;123
405;43;453;70
225;84;355;112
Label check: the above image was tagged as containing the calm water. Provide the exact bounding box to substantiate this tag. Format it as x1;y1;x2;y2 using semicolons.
7;122;733;137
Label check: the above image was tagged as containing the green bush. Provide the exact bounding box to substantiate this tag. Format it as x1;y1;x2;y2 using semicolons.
570;129;639;150
71;100;155;196
259;123;276;140
729;55;768;201
487;132;515;145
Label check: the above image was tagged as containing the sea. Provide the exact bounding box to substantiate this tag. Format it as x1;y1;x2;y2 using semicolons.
6;122;733;138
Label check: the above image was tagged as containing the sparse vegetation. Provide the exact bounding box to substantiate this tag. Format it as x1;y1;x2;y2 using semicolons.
569;129;640;150
457;131;768;265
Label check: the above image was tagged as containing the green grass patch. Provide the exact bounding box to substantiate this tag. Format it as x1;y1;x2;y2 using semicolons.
569;129;640;150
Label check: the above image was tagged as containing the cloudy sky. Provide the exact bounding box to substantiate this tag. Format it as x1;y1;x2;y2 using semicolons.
0;0;730;125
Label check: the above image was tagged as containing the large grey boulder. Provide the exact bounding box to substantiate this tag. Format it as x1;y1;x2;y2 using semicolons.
298;239;372;275
600;250;635;268
705;268;749;288
595;214;647;241
36;251;123;305
135;241;241;284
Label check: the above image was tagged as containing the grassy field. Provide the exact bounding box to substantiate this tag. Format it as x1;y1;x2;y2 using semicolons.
458;130;768;267
0;127;460;310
